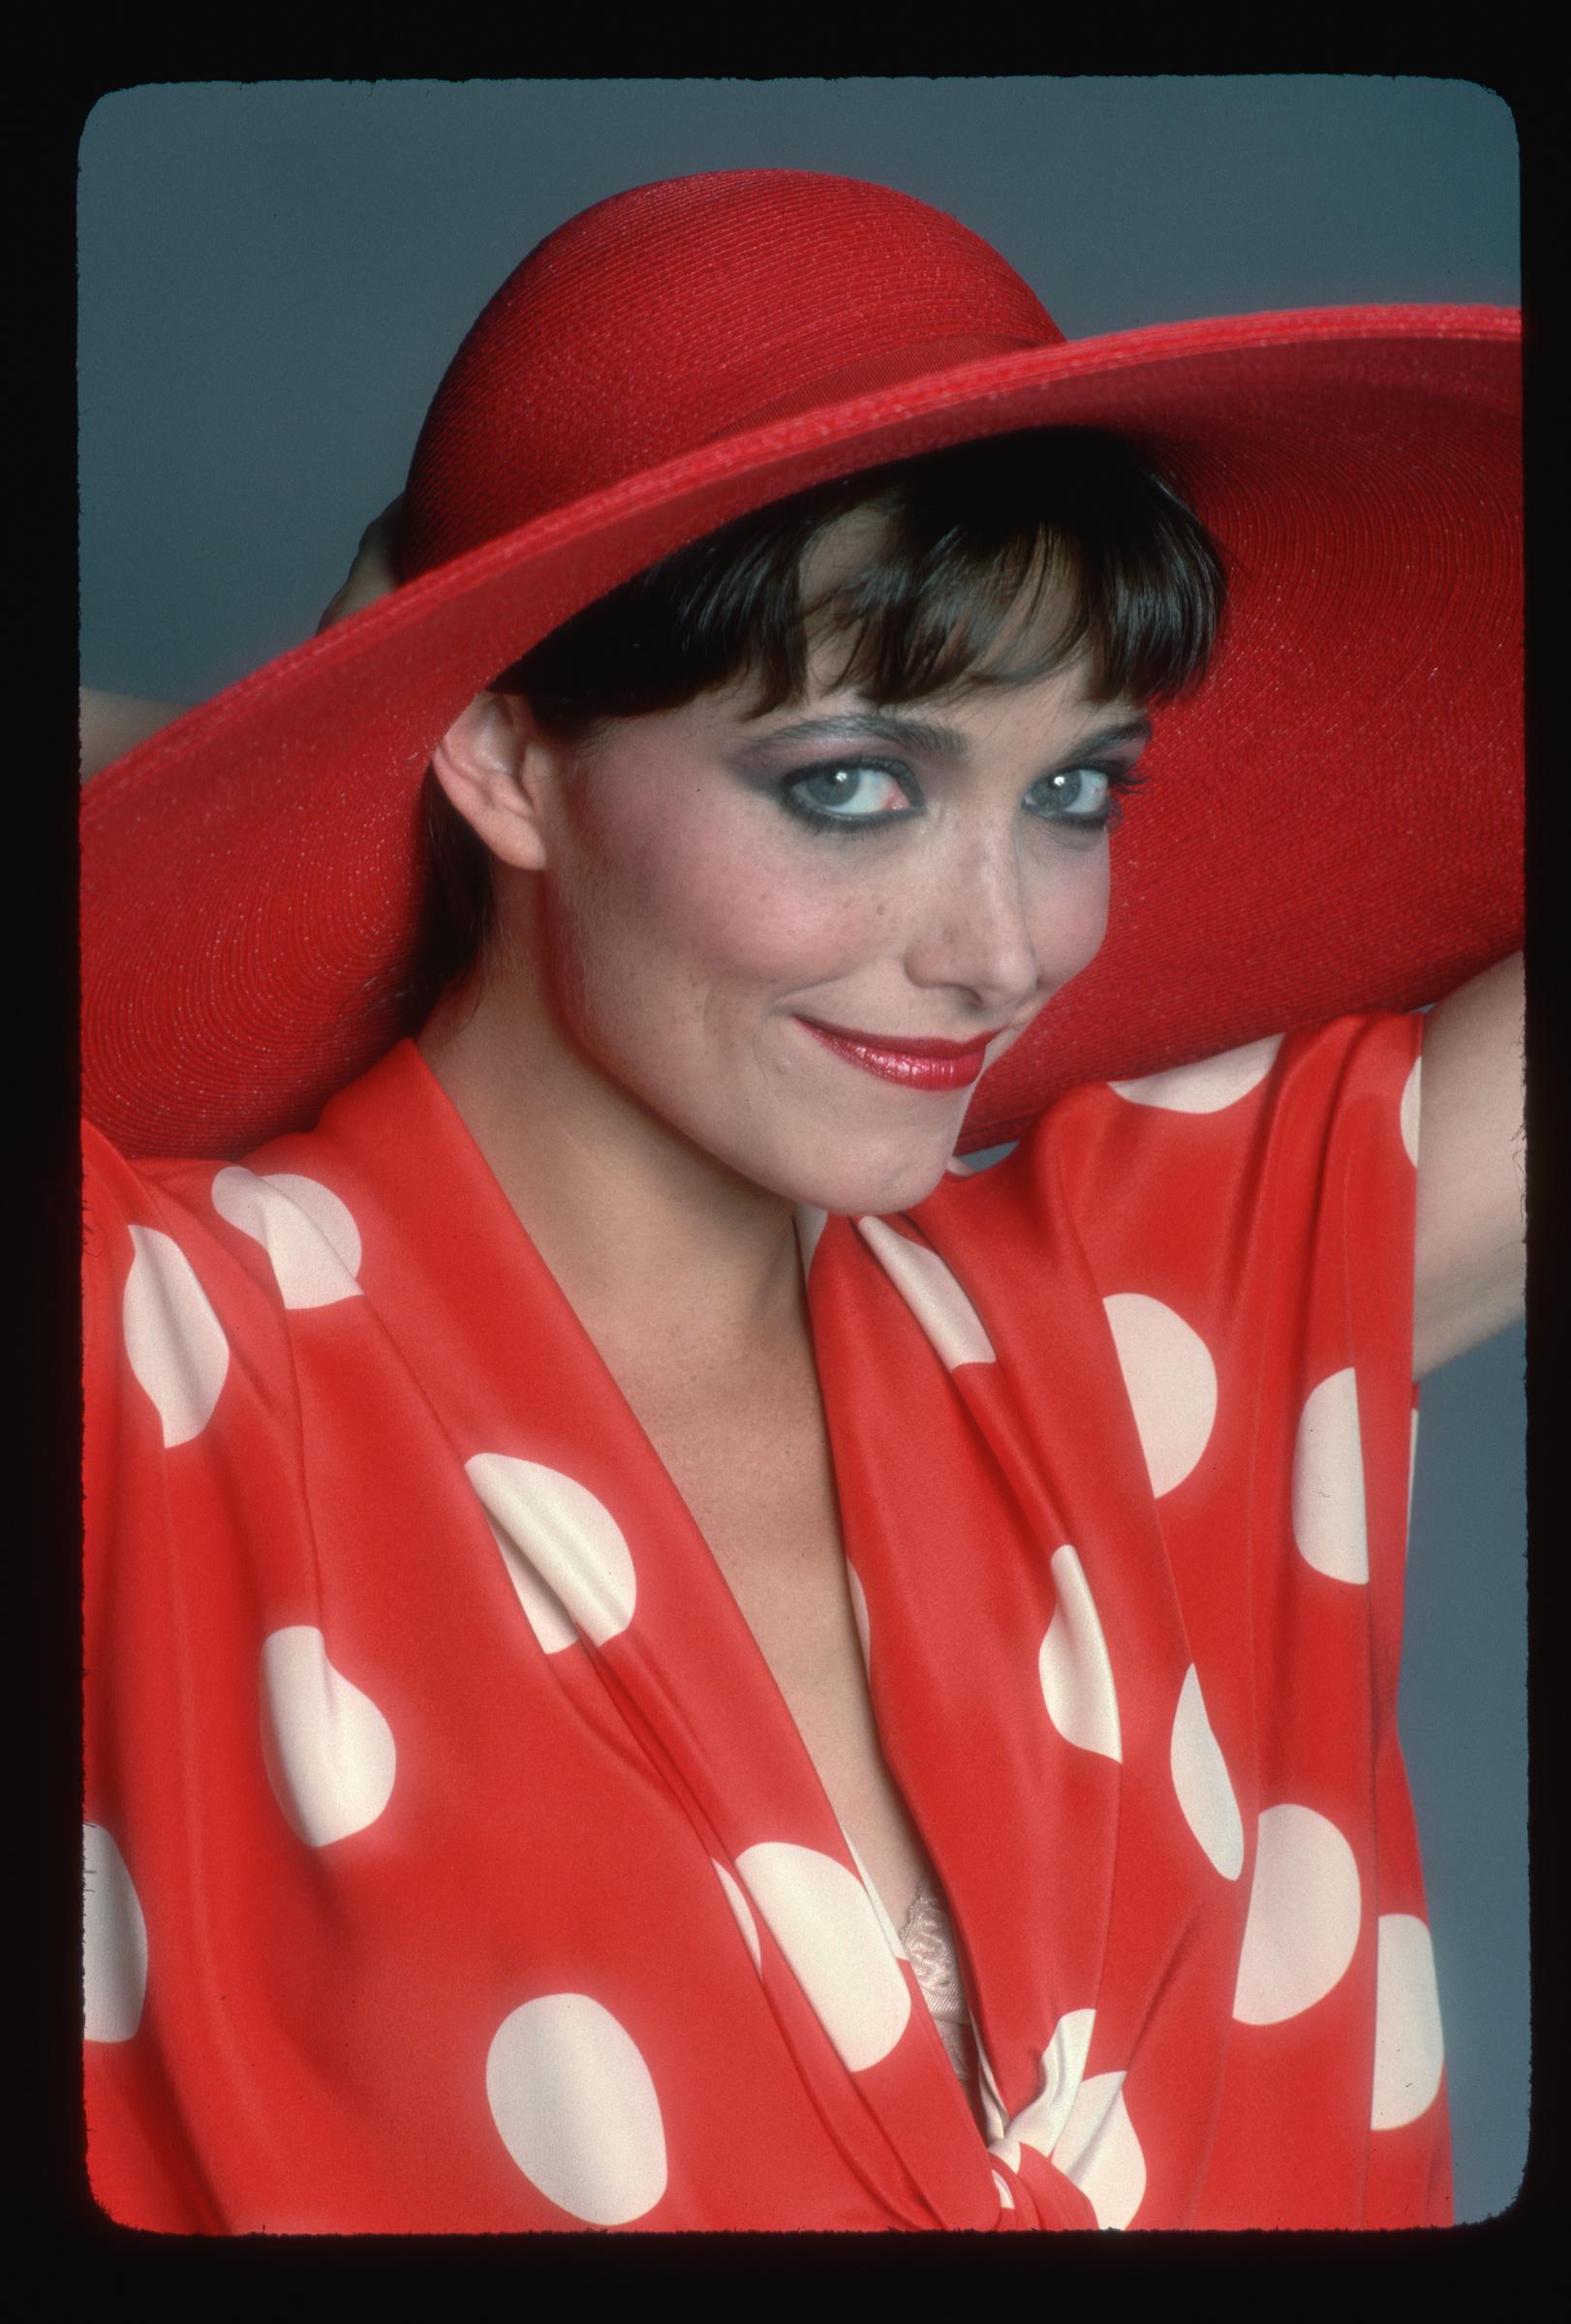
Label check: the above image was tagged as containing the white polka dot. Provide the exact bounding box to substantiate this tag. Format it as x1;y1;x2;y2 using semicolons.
856;1217;996;1368
1401;1056;1422;1167
1038;1546;1122;1762
1170;1667;1245;1880
260;1626;397;1848
475;1515;575;1655
1233;1804;1362;2025
1052;2071;1147;2229
847;1563;871;1672
1371;1913;1445;2130
122;1225;230;1447
735;1841;911;2069
1291;1369;1369;1584
211;1168;362;1308
839;1828;908;1961
1011;2008;1097;2166
466;1456;636;1651
794;1205;828;1271
992;2169;1015;2211
82;1823;147;2043
712;1860;762;1975
1103;1293;1217;1497
944;1156;974;1177
1110;1033;1282;1114
984;2021;1144;2224
976;2033;1013;2151
485;1994;667;2225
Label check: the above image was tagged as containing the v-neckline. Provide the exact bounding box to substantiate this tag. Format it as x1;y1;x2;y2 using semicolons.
375;1042;941;1924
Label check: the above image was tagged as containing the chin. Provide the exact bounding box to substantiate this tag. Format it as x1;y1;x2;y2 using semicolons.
774;1136;956;1221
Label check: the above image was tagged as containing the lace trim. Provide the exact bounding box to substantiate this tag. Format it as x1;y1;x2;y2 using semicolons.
899;1870;974;2090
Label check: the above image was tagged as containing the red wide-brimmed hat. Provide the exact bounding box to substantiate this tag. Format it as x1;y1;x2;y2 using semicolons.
81;168;1522;1161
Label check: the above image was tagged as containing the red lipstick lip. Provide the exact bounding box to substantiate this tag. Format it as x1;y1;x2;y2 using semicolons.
796;1018;1002;1092
796;1018;1001;1058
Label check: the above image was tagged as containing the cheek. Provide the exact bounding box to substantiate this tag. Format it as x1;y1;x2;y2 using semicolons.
1083;871;1113;955
1042;850;1111;969
645;814;870;978
547;814;860;1031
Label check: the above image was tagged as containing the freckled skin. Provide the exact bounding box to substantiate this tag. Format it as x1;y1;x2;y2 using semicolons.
418;529;1147;1306
521;648;1130;1221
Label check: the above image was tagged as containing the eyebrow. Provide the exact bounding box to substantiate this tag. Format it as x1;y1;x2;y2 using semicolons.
732;708;1154;764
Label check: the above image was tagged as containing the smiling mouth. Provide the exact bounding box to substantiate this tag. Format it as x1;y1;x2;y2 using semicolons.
796;1017;1001;1090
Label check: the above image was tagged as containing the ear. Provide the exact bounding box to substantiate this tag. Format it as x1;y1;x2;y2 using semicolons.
429;692;565;873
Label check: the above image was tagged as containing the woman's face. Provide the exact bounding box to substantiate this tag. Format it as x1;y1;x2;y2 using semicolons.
520;541;1151;1220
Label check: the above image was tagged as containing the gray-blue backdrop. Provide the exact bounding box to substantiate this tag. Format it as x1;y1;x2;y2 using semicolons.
77;77;1527;2222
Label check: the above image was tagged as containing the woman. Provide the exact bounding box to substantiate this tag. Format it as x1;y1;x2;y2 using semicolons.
80;169;1524;2233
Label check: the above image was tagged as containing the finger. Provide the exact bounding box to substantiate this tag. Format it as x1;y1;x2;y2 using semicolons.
317;496;405;633
361;493;406;549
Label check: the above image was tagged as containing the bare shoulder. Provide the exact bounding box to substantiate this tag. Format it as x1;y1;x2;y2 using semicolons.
1412;952;1525;1379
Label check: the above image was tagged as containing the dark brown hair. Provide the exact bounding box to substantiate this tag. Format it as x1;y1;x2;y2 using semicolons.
403;425;1227;1027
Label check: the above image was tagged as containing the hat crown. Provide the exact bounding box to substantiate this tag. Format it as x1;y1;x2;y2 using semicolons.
400;169;1063;577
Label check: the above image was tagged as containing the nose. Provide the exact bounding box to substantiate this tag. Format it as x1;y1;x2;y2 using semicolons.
901;820;1057;1014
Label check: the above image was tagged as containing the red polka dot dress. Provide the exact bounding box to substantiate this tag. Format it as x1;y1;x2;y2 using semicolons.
80;1007;1447;2231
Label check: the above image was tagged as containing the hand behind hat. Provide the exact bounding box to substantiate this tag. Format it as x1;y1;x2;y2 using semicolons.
77;690;194;783
315;496;404;633
80;499;408;783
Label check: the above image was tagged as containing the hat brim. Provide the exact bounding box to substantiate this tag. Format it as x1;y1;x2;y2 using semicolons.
82;305;1522;1160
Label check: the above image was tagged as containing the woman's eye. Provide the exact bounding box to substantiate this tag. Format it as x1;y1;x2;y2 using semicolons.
786;763;912;821
780;756;1138;835
1032;767;1114;820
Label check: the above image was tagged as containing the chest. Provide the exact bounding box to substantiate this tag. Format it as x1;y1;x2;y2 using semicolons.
611;1362;939;1938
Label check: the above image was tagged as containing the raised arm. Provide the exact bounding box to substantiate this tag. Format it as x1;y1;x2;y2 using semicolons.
79;499;405;784
1411;949;1525;1380
78;692;189;782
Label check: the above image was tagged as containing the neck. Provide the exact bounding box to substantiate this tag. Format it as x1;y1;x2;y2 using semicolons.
415;958;809;1382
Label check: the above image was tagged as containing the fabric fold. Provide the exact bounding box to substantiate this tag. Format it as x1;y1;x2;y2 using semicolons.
81;1009;1446;2231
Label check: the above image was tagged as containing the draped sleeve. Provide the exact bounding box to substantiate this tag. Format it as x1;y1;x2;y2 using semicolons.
875;1007;1445;2228
79;1012;1446;2233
